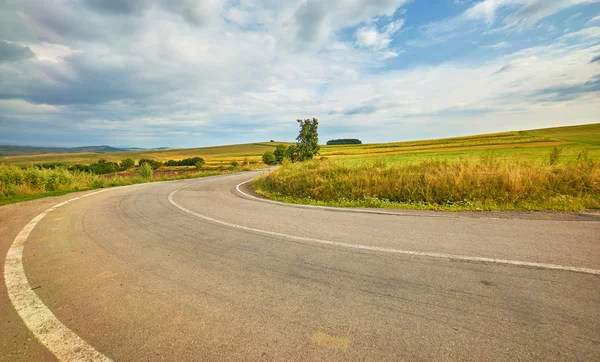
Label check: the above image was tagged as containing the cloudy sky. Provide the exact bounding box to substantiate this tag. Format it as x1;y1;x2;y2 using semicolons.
1;0;599;148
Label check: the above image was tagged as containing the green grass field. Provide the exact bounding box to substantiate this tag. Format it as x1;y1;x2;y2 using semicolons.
3;123;597;167
252;123;600;212
2;123;599;209
319;123;599;165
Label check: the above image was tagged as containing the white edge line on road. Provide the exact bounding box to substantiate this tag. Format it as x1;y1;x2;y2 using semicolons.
2;171;268;361
170;181;600;276
235;180;444;217
235;180;600;222
4;188;114;362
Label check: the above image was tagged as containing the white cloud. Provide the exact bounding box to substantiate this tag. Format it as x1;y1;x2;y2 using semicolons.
271;0;411;50
385;19;405;34
319;39;600;136
560;26;600;39
465;0;600;29
481;41;510;49
418;0;600;46
355;19;404;54
355;27;391;50
1;0;599;146
26;42;80;62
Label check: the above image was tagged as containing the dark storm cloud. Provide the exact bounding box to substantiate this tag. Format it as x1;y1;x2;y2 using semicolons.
290;0;405;48
81;0;222;26
292;1;329;46
495;63;514;74
83;0;151;15
533;74;600;102
343;105;378;116
0;41;35;62
0;53;143;105
160;0;220;26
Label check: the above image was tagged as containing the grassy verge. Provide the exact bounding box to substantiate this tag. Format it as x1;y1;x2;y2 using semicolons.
252;156;600;212
0;189;90;206
0;164;258;206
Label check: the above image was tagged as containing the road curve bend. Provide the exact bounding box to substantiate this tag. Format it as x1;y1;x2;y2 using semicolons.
1;170;599;361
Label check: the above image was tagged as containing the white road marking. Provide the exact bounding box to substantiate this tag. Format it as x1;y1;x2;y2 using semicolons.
5;170;598;362
4;189;113;361
235;180;444;217
235;180;600;223
2;173;264;361
171;182;600;276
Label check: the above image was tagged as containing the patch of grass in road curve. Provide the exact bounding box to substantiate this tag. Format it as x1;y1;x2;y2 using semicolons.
253;153;600;212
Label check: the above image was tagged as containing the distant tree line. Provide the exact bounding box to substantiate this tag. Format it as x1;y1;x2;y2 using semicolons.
326;139;362;145
27;155;204;176
29;156;209;175
69;158;136;174
28;158;137;175
164;157;205;167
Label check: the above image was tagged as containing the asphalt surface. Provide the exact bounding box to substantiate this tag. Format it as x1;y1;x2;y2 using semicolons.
1;170;599;361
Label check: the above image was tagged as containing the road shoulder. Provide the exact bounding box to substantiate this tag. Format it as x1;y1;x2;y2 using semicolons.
0;194;95;361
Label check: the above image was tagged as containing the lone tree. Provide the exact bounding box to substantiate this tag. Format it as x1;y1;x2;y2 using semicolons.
295;118;320;161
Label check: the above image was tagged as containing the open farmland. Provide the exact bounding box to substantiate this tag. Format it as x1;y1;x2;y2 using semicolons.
2;123;598;167
2;123;599;208
0;143;282;167
252;123;600;212
317;123;600;164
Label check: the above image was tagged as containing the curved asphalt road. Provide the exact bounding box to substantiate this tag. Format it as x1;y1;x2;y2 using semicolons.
1;170;599;361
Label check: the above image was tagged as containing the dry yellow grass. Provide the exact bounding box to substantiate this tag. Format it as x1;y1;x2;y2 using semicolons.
254;155;600;211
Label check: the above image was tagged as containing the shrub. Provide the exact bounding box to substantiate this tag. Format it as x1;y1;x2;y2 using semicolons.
120;158;135;170
286;145;298;162
165;157;204;167
273;145;287;164
262;151;276;165
195;160;204;170
91;177;106;188
139;163;153;179
0;165;23;185
179;157;204;166
67;159;120;175
45;167;73;191
138;158;162;170
231;160;239;168
89;160;119;174
23;167;45;189
31;163;67;170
